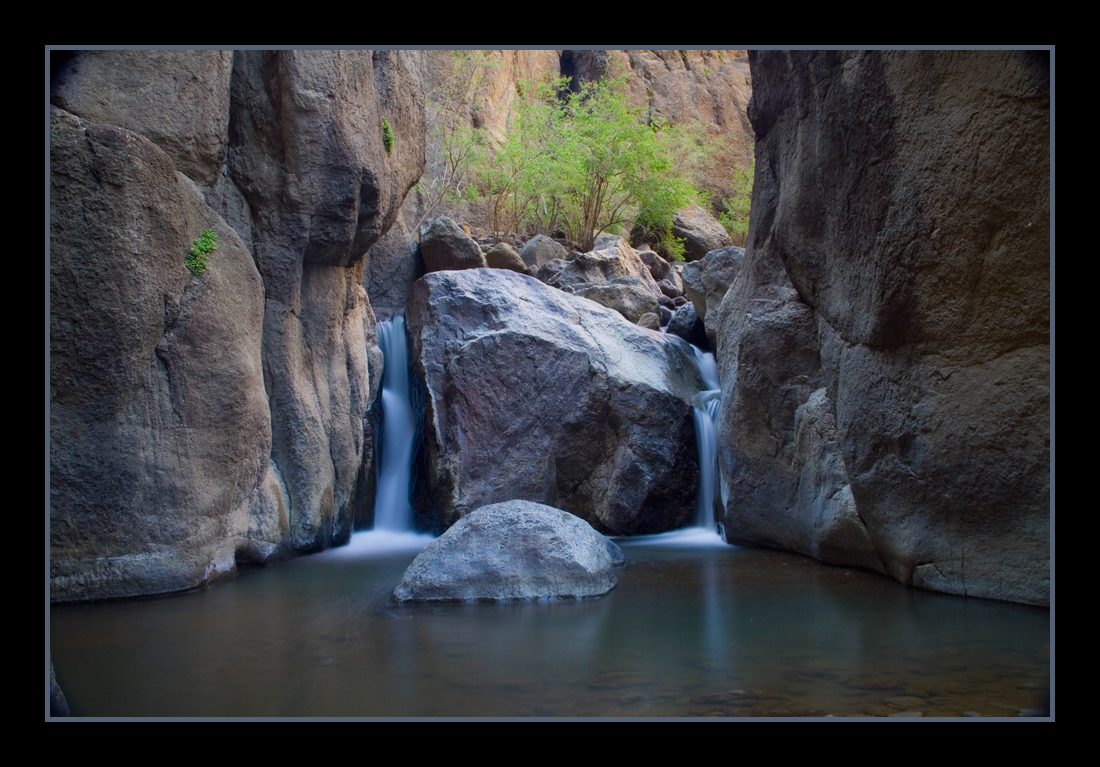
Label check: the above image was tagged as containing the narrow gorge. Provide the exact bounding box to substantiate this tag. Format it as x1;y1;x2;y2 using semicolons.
48;49;1051;718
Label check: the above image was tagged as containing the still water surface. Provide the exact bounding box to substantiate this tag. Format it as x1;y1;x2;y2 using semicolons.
50;529;1050;718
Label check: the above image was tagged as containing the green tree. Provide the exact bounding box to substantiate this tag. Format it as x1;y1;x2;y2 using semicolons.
485;71;699;252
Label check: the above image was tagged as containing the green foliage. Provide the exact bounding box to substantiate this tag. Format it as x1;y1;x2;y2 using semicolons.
382;117;395;155
186;229;217;274
472;70;700;252
719;154;754;247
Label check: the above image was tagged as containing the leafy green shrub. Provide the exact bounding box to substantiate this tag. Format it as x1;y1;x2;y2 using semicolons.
718;155;754;247
186;229;218;274
382;118;395;155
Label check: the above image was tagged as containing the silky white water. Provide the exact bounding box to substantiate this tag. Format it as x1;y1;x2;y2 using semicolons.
690;344;722;531
371;314;420;535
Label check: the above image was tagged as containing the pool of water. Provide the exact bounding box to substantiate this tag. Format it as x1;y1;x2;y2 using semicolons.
49;529;1051;718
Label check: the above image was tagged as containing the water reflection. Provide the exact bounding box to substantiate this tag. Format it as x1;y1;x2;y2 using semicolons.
50;531;1049;717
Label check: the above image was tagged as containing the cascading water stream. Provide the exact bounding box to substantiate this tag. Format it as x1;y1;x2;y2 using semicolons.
373;313;417;531
690;345;722;532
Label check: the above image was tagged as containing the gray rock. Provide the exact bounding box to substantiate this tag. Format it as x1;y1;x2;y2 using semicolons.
637;249;672;281
666;303;708;348
681;246;744;348
547;238;663;299
534;258;569;285
50;107;270;601
658;275;683;299
51;51;233;186
364;193;425;310
518;234;569;269
406;269;704;536
420;216;487;271
672;204;734;262
713;253;882;574
574;276;661;324
728;50;1050;605
637;312;661;330
486;242;528;273
392;500;624;602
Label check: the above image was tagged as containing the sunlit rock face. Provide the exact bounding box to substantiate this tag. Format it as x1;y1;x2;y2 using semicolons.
406;268;704;536
716;50;1050;606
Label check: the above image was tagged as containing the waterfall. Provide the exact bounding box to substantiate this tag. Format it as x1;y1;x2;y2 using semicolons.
372;313;417;532
691;345;722;531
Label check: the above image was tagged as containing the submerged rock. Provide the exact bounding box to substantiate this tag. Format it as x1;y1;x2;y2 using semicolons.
406;268;703;536
392;500;624;602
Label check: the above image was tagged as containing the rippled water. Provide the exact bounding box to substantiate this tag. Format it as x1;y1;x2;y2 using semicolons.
49;528;1050;718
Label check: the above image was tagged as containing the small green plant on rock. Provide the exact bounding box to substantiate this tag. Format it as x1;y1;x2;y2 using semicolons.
187;228;218;274
382;117;395;154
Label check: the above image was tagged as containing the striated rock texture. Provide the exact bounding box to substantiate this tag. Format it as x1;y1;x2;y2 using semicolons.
50;107;269;600
406;269;704;536
393;500;624;602
50;50;426;599
225;50;425;553
717;50;1050;605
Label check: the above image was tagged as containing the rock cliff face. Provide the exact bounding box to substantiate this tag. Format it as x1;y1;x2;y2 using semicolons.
50;50;426;600
716;51;1050;605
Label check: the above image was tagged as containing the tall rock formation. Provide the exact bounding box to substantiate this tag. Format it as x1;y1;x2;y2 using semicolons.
715;50;1050;606
50;50;426;600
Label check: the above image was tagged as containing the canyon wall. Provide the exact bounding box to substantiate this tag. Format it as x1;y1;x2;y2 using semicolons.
50;50;426;600
715;50;1050;605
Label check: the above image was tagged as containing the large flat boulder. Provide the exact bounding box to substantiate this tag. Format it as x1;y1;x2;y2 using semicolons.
392;500;624;602
406;269;704;536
